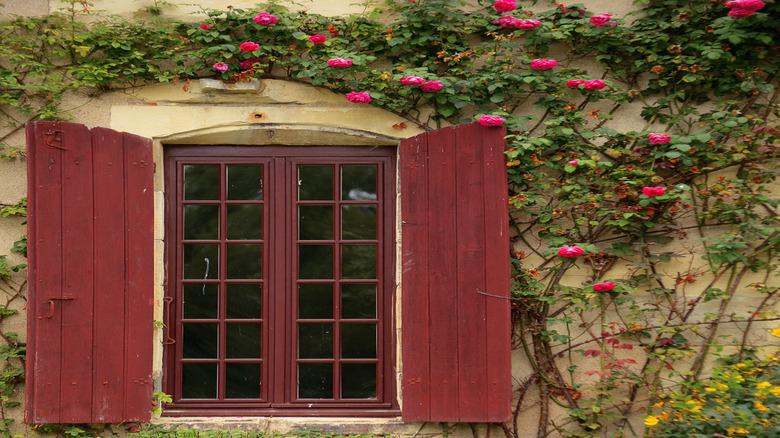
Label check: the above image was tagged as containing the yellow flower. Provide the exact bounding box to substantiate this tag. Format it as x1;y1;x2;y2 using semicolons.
734;363;748;369
770;387;780;397
727;427;749;436
770;328;780;338
652;401;665;408
756;381;771;389
716;382;729;391
644;415;660;427
705;386;717;393
754;400;769;412
686;399;703;413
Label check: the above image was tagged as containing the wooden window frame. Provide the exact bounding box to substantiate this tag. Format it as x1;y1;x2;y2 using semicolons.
163;146;399;417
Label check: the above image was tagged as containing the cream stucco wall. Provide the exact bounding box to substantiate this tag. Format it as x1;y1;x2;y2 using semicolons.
0;1;778;437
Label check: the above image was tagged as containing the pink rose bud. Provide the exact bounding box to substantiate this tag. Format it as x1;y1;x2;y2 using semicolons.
515;19;542;30
493;0;517;13
199;23;210;30
530;58;558;71
400;75;426;86
345;91;372;104
253;12;279;25
239;41;260;52
212;62;229;72
593;281;616;292
327;57;353;68
557;245;585;258
568;160;578;166
566;79;586;88
478;115;506;127
419;80;444;92
308;34;327;44
589;13;613;27
648;133;672;144
641;186;666;197
583;79;606;90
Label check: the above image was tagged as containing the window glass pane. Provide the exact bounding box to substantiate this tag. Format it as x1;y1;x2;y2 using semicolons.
182;363;217;399
298;283;333;319
341;323;376;358
227;165;263;200
341;363;376;399
226;323;261;358
227;204;263;240
299;205;333;240
341;165;376;200
298;363;333;399
183;323;218;358
227;244;262;279
184;165;219;200
184;205;219;240
341;205;376;240
341;284;376;319
298;323;333;358
299;245;333;279
183;244;218;280
226;363;261;399
226;283;261;319
183;283;218;319
298;165;333;200
341;244;376;279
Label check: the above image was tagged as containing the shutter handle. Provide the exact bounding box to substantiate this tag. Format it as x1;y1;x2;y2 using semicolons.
162;297;176;345
37;296;74;319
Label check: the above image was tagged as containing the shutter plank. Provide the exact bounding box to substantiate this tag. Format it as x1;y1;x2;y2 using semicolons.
123;132;154;422
483;126;512;421
59;123;95;422
400;133;430;421
92;128;126;422
455;124;488;421
27;122;64;423
426;126;460;420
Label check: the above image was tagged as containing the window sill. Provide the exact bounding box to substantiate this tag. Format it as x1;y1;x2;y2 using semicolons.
151;414;421;435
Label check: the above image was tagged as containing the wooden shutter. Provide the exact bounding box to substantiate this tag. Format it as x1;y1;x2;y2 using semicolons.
400;123;511;422
25;121;154;424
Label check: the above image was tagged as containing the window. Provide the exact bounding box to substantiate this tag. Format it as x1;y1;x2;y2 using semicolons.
163;146;397;415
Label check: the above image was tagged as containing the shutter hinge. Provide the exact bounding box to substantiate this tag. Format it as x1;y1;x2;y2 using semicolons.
44;130;67;151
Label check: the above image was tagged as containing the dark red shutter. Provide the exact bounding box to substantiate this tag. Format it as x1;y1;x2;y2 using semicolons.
400;123;511;422
25;121;154;424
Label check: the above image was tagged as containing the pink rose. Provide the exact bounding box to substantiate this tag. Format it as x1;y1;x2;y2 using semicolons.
568;160;578;166
727;8;757;17
516;19;542;30
593;281;615;293
239;59;257;70
725;0;765;10
493;15;521;28
419;80;444;92
212;62;229;72
557;245;585;258
648;133;672;144
253;12;279;25
566;79;586;88
530;59;558;71
199;23;210;30
239;41;260;52
400;75;426;86
308;34;327;44
641;186;666;197
345;91;372;104
478;115;506;127
493;0;517;13
327;57;353;68
589;13;613;27
583;79;606;90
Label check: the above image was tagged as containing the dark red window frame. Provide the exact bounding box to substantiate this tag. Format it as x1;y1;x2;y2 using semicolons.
163;146;398;416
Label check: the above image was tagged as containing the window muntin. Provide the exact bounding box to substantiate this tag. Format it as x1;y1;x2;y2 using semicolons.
164;148;396;414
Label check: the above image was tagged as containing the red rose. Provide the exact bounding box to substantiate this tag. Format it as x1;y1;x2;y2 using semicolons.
493;0;517;13
253;11;279;25
589;13;614;27
648;133;671;144
530;58;557;71
641;186;666;197
566;79;586;88
239;41;260;52
345;91;372;104
419;80;444;92
199;23;210;30
308;34;327;44
478;115;506;127
583;79;606;90
557;245;585;258
400;75;426;86
593;281;616;292
327;57;353;68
